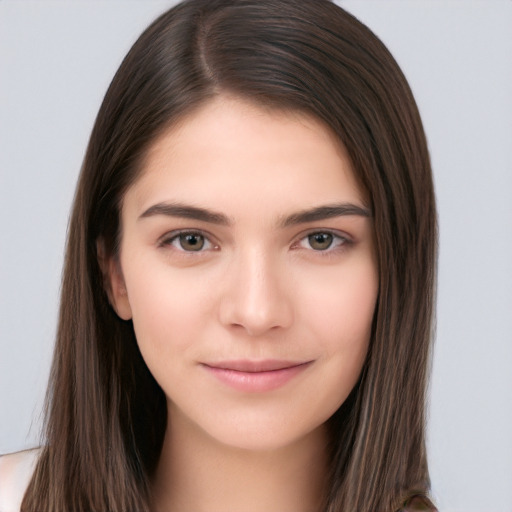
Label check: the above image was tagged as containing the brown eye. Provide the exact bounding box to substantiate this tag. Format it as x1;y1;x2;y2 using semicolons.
162;230;215;253
308;232;334;251
178;233;205;251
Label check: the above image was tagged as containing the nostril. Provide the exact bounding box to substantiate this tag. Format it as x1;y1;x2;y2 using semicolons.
217;255;294;335
218;289;293;336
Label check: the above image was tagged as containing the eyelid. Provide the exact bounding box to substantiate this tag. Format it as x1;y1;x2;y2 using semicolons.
157;227;353;253
292;229;353;251
158;229;218;252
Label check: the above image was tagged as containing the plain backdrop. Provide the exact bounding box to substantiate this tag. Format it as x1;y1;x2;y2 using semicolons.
1;2;511;511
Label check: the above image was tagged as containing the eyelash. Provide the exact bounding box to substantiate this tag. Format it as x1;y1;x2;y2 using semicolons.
158;229;352;255
159;230;218;253
293;230;351;254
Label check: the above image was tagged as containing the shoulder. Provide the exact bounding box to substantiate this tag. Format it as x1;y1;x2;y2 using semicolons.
0;448;41;512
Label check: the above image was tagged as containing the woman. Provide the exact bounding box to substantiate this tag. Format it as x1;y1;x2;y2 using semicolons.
0;0;437;510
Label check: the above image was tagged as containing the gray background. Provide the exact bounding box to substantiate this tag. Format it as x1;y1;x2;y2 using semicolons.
1;2;511;511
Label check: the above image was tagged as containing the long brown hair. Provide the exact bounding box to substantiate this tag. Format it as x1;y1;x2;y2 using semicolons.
22;1;437;511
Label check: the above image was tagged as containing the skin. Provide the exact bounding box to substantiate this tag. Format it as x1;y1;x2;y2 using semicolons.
108;96;378;512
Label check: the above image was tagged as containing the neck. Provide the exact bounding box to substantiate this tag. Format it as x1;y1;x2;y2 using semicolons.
151;405;329;512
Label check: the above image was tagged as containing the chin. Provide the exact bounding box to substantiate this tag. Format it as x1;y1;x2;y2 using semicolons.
198;411;328;454
213;430;312;453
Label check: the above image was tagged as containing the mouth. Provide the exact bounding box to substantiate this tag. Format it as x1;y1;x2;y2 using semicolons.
201;359;313;392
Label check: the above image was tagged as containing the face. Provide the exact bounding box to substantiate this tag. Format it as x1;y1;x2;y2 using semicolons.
109;96;378;451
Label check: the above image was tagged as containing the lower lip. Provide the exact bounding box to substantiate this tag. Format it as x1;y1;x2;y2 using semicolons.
203;362;312;393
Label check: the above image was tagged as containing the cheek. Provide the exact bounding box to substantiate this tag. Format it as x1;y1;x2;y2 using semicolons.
296;258;377;401
299;259;378;350
120;255;212;363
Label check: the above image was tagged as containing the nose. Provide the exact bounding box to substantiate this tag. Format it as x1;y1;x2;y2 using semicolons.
218;248;293;337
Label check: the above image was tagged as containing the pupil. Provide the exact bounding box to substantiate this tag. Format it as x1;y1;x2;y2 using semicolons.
309;233;332;250
180;233;204;251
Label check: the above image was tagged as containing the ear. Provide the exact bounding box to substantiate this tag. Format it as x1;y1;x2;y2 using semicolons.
96;239;132;320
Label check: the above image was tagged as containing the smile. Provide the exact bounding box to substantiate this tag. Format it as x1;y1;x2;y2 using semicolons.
201;360;313;393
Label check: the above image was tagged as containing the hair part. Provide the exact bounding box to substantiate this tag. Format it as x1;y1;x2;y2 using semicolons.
23;1;437;511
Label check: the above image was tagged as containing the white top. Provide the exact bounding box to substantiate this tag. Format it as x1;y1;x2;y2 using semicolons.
0;449;40;512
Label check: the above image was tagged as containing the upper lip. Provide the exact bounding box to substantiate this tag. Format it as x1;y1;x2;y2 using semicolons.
203;359;311;373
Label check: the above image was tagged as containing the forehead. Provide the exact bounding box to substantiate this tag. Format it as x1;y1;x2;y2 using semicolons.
123;95;365;217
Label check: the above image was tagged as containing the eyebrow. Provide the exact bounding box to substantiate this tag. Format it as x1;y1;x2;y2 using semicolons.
279;203;372;227
138;201;371;226
139;202;231;225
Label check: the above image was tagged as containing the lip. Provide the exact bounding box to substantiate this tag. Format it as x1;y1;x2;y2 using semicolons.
202;359;313;393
